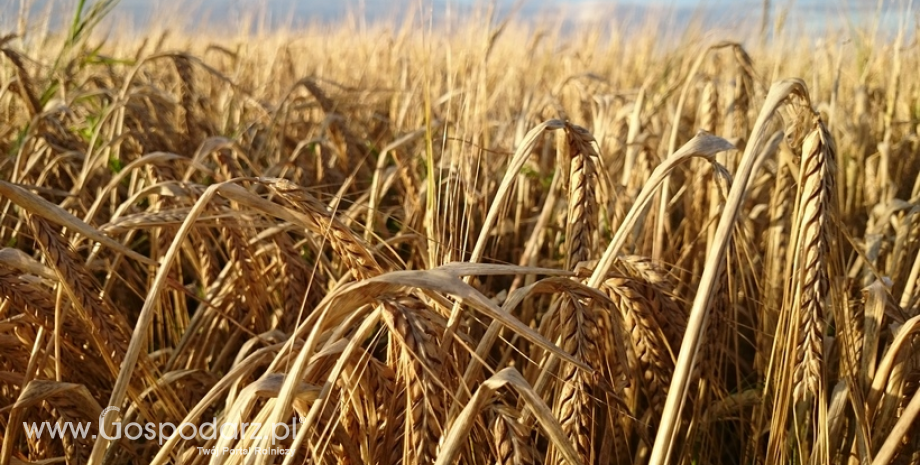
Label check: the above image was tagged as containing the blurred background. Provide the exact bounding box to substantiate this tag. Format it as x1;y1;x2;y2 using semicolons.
1;0;911;40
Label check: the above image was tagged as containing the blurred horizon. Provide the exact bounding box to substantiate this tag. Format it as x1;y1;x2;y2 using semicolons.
2;0;913;42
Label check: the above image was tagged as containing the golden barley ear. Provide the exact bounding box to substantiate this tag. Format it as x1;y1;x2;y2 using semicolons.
768;113;839;463
13;381;103;464
1;47;40;116
699;79;719;134
264;177;388;280
563;122;599;270
382;298;449;465
791;115;836;401
546;122;604;465
491;403;536;465
26;215;132;376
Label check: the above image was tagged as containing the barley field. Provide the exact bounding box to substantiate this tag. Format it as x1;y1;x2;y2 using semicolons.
1;1;919;464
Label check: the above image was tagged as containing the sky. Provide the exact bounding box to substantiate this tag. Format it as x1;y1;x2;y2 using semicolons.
1;0;912;38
